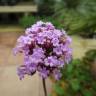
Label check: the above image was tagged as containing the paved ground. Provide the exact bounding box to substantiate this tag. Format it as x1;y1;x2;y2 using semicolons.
0;32;52;96
0;31;96;96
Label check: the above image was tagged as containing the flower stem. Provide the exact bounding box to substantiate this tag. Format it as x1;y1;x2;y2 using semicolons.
42;78;47;96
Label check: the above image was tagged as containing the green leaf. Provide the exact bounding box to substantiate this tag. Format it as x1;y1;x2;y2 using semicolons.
70;79;80;91
53;83;65;95
82;90;93;96
66;64;73;73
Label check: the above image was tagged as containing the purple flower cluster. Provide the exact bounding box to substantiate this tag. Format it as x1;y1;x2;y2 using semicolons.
14;21;72;80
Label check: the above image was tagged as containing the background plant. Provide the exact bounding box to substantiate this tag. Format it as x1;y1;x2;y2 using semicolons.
19;15;38;28
53;0;96;38
51;57;96;96
83;49;96;65
19;0;96;38
19;15;63;29
35;0;55;15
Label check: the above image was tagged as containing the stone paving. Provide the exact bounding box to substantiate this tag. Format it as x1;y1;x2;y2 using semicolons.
0;32;52;96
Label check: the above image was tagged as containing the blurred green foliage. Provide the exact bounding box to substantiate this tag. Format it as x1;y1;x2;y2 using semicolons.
51;49;96;96
19;15;63;28
83;49;96;65
52;57;96;96
54;0;96;38
19;0;96;38
36;0;55;15
19;15;38;28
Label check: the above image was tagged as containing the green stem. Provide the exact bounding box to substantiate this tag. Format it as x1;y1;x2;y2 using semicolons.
42;78;47;96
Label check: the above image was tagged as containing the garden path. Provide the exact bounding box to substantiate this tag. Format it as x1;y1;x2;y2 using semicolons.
0;32;52;96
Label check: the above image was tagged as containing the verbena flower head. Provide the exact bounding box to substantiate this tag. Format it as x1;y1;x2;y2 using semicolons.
14;21;72;80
